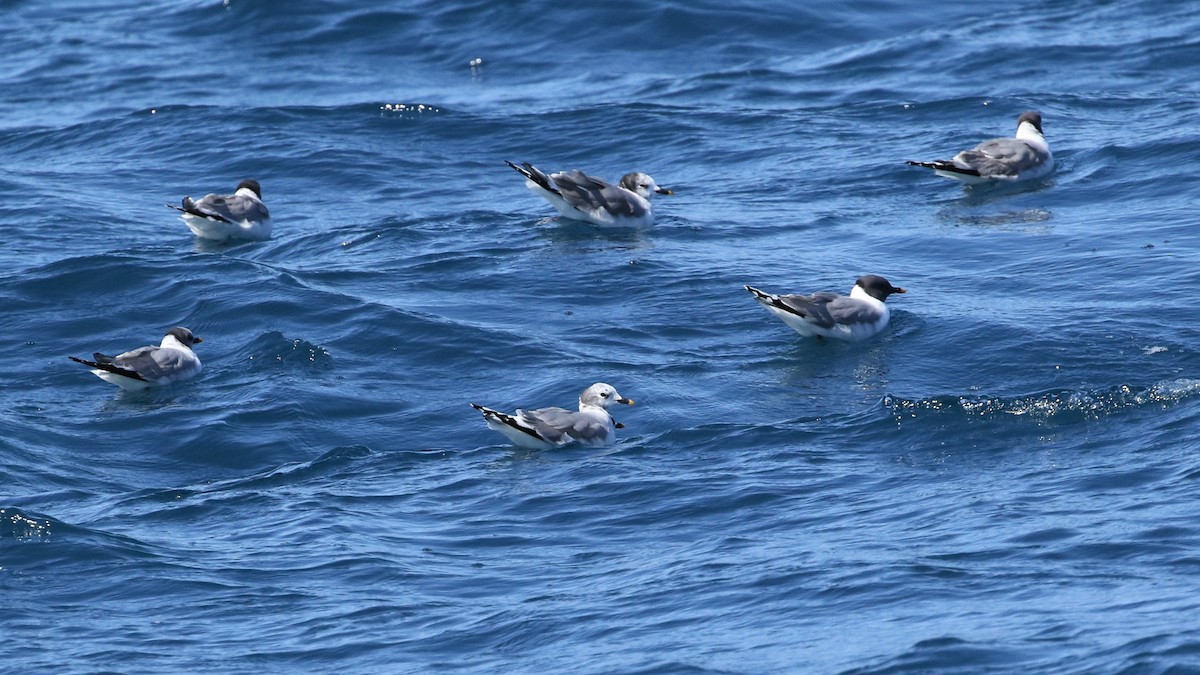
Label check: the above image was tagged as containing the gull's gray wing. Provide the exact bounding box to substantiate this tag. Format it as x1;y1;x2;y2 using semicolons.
775;292;881;329
551;170;646;218
955;138;1046;177
519;406;613;445
110;345;191;380
823;296;885;326
187;192;270;223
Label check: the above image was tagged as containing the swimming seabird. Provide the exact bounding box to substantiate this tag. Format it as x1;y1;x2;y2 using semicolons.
167;179;271;241
506;161;671;227
745;275;907;341
907;111;1054;184
471;382;634;449
69;326;204;391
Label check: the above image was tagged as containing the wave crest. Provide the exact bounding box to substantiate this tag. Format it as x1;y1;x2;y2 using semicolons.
0;508;54;540
884;379;1200;423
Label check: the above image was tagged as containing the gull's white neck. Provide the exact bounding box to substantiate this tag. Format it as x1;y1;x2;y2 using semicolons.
1016;122;1049;150
849;285;886;308
578;401;617;432
161;334;191;351
235;187;260;200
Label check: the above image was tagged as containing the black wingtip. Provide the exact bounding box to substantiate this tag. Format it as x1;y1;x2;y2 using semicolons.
473;403;547;442
936;163;981;177
745;285;773;303
503;414;546;441
907;160;980;176
69;355;147;381
175;197;233;223
508;161;561;197
505;161;532;180
745;286;808;318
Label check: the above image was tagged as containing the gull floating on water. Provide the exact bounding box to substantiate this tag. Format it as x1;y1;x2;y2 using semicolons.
69;326;203;391
745;275;906;342
471;382;634;449
906;111;1054;184
167;179;271;241
506;161;671;227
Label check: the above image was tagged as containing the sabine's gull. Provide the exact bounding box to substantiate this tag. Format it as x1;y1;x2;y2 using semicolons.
506;161;671;227
907;111;1053;184
471;382;634;449
168;179;271;241
69;326;204;391
745;275;907;342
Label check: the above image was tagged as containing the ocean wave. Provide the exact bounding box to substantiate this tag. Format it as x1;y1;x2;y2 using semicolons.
237;331;335;373
113;445;377;513
0;507;55;541
884;379;1200;424
0;507;164;567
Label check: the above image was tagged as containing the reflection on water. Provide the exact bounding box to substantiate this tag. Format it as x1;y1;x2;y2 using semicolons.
533;216;649;252
938;206;1053;231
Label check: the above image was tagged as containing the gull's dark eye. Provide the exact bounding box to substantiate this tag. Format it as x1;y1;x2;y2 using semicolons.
601;392;609;397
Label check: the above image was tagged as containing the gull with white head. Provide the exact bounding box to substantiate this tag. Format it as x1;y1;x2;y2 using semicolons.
506;161;671;227
471;382;635;449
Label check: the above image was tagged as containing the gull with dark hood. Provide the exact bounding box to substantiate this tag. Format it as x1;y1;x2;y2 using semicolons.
907;111;1054;184
70;326;204;391
168;179;272;241
745;275;907;342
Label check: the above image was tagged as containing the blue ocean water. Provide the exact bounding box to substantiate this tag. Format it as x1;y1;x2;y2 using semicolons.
5;0;1200;671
